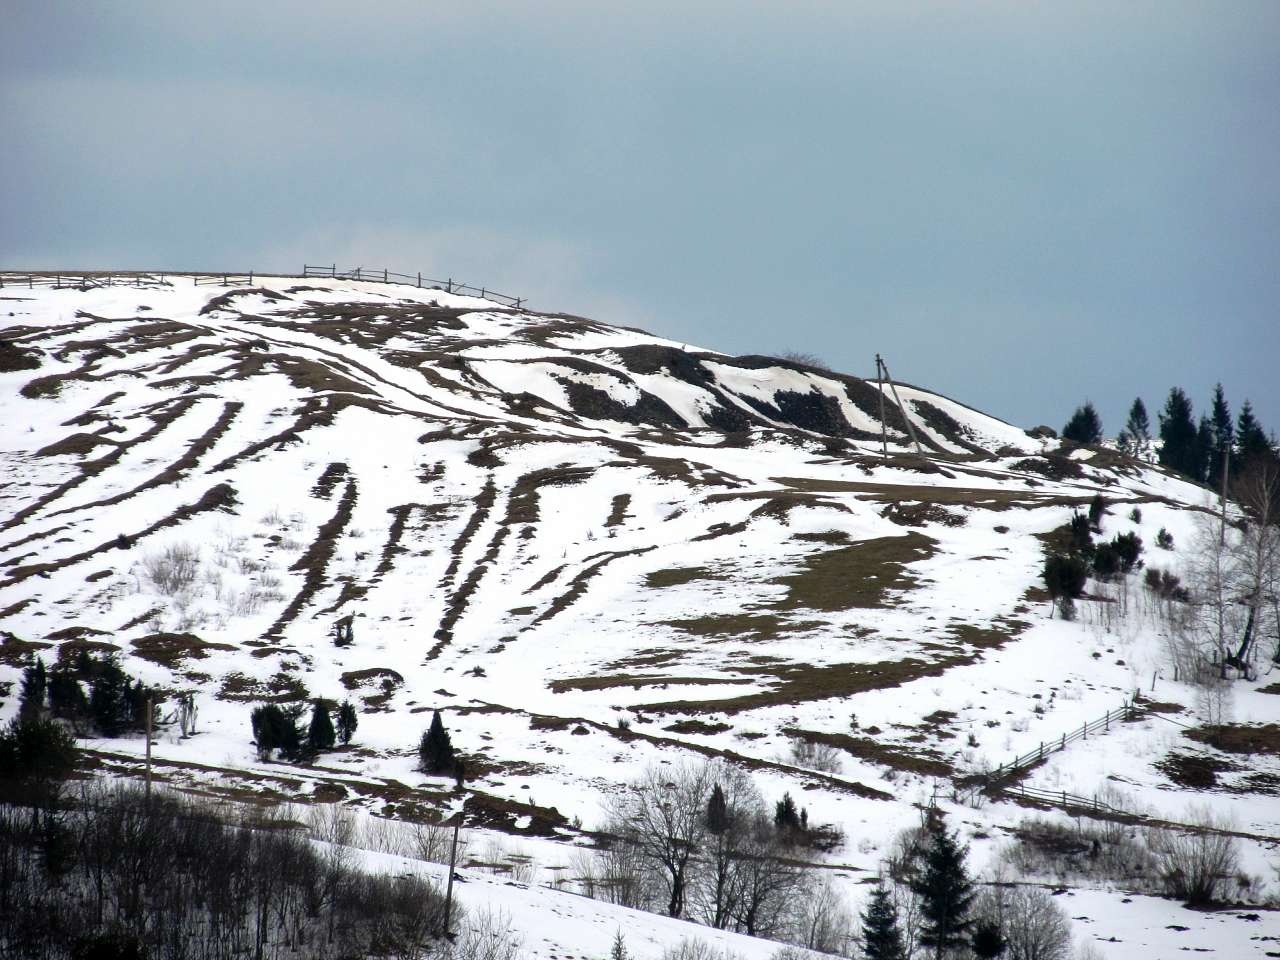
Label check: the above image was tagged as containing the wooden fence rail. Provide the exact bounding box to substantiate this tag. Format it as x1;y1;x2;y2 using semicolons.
302;264;524;309
988;701;1135;783
1;266;526;309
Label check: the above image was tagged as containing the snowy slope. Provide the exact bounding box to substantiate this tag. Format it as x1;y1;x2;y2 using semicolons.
1;274;1277;957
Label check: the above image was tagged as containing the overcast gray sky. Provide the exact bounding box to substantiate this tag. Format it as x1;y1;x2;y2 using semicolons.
3;1;1277;434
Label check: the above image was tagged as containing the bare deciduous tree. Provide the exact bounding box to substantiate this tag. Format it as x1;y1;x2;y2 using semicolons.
605;762;713;917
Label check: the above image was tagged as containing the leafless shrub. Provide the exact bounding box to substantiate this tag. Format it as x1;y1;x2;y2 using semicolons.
998;815;1156;887
1147;808;1241;905
410;818;467;866
778;351;830;371
449;907;523;960
142;542;201;595
786;877;854;954
983;885;1073;960
787;738;843;774
660;940;744;960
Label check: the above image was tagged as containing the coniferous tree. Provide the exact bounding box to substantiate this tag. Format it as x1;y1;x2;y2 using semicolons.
971;918;1007;959
911;823;976;960
48;672;89;727
307;701;336;751
1158;387;1199;480
1193;415;1214;484
610;930;629;960
1043;554;1088;618
707;783;730;835
18;658;47;719
1206;384;1233;489
418;710;456;774
251;703;303;761
1236;400;1274;468
336;699;358;744
1120;397;1152;458
774;792;801;832
861;883;906;960
1061;402;1103;445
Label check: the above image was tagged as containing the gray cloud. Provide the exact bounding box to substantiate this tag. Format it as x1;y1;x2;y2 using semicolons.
2;1;1277;433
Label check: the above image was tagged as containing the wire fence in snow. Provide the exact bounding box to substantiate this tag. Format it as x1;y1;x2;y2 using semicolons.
0;266;526;309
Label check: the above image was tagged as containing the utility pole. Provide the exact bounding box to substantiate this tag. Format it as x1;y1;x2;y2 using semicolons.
145;695;153;806
442;801;463;937
877;355;924;455
875;354;888;458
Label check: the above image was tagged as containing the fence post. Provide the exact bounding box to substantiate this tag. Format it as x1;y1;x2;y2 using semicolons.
383;268;388;283
249;271;253;284
1083;722;1087;740
1060;734;1065;750
417;271;421;288
447;278;453;293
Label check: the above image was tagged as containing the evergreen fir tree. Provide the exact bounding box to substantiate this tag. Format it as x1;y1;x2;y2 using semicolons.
971;918;1007;959
18;658;47;719
774;792;801;832
1061;402;1103;445
418;710;456;774
1206;384;1233;489
308;701;336;751
1158;387;1199;480
47;672;88;725
1236;400;1273;468
911;823;976;960
336;699;358;744
861;883;906;960
1120;397;1151;458
706;783;730;835
610;929;629;960
1193;415;1214;484
250;703;303;761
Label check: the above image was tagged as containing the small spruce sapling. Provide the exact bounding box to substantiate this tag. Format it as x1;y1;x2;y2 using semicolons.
336;699;358;744
18;658;47;719
861;883;906;960
308;701;336;752
418;710;456;774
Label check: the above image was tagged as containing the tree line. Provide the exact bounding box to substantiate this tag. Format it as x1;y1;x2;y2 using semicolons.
1062;384;1278;489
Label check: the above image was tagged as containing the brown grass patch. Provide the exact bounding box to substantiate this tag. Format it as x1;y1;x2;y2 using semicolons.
635;651;977;715
35;432;119;457
644;566;725;589
664;719;733;735
549;673;752;694
786;727;953;777
1155;751;1237;789
665;613;797;642
132;632;235;668
0;632;52;666
340;667;405;690
772;531;935;611
1185;724;1280;755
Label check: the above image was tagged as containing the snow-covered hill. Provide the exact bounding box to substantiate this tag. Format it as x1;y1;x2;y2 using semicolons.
1;274;1277;957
